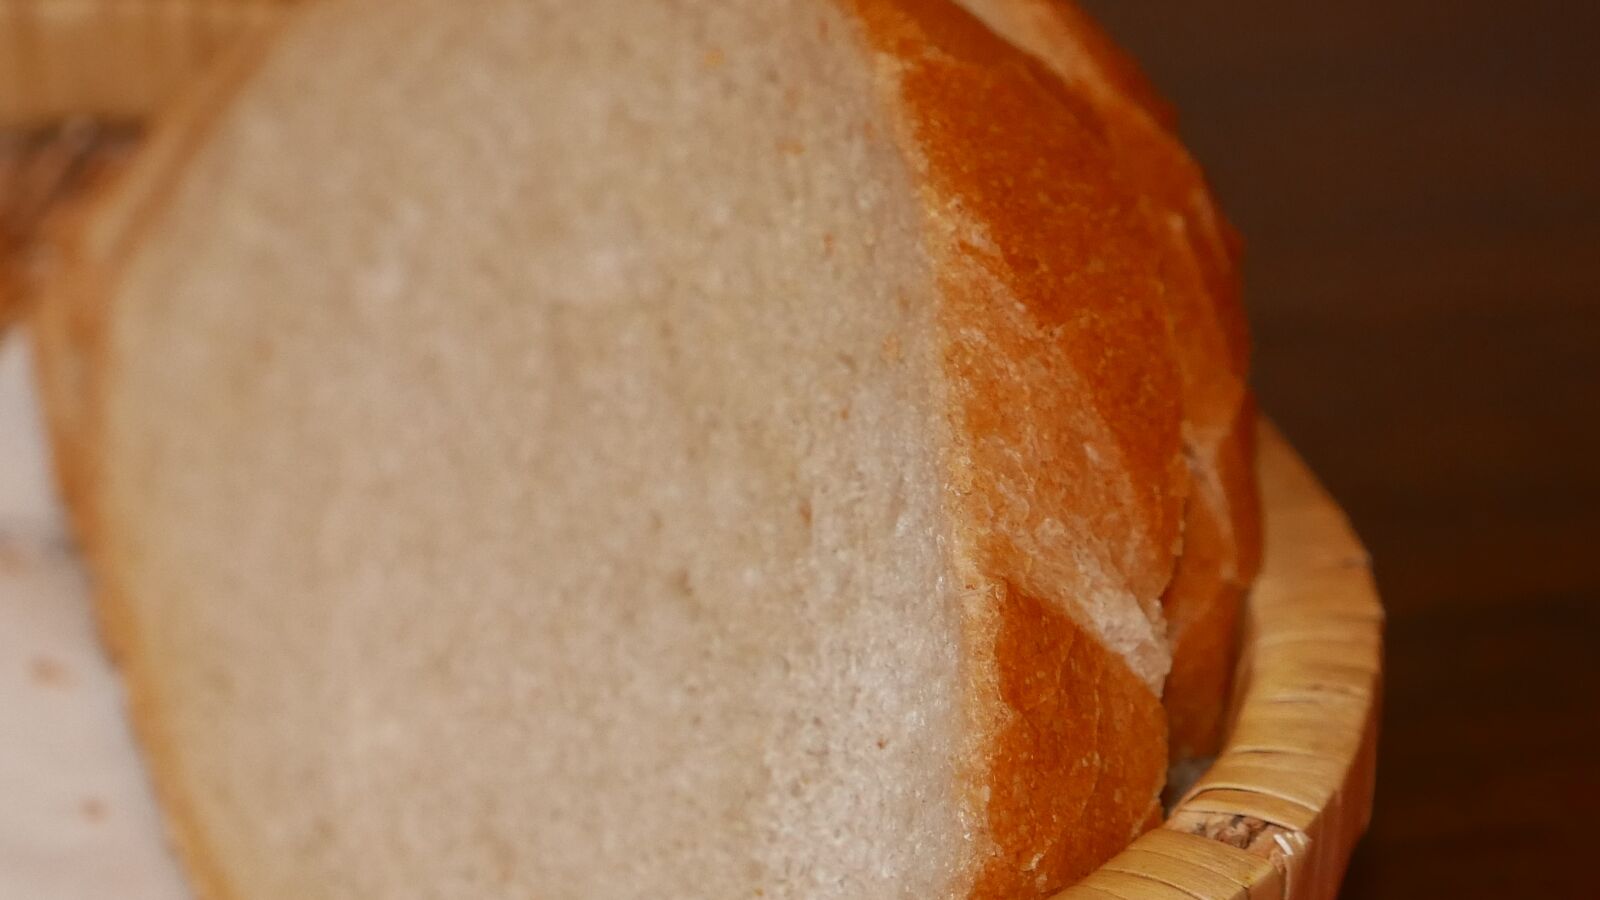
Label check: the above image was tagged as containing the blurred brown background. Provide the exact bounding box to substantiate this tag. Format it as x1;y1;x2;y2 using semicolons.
1075;2;1600;896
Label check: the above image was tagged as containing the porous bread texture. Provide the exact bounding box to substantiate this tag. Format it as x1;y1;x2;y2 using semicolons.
52;3;966;898
954;0;1263;758
843;3;1183;892
30;0;1253;897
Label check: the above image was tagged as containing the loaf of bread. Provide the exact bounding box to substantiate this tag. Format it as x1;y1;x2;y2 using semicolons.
954;0;1262;759
32;1;1258;897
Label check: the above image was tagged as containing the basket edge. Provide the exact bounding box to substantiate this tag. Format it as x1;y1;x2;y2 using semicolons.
1058;422;1382;900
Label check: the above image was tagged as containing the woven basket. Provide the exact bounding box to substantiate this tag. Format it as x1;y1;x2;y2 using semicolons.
0;5;1382;898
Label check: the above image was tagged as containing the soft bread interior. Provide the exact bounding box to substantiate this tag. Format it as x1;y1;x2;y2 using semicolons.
90;1;972;897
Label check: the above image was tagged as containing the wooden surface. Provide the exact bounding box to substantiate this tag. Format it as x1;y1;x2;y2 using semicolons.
1061;423;1380;900
1077;3;1600;897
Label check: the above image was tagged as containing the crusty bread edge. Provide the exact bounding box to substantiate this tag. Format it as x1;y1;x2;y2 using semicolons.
29;20;289;900
958;0;1264;760
841;2;1193;892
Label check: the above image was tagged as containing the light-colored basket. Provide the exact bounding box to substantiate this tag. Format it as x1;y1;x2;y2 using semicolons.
1;5;1382;898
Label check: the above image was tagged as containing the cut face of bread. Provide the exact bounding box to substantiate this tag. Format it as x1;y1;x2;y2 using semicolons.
31;1;1252;897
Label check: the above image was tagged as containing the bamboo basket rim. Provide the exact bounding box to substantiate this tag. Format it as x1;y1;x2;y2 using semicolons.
2;5;1382;898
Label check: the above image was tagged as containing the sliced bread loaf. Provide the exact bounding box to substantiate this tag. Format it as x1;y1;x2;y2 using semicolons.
956;0;1263;758
33;0;1254;896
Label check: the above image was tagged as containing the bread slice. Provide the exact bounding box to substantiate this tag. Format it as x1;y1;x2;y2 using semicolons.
33;0;1252;896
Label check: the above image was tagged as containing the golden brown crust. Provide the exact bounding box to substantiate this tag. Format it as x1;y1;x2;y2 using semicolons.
960;0;1178;129
1164;397;1264;757
1105;74;1260;756
957;0;1263;758
1161;507;1242;757
978;582;1165;896
1217;395;1264;585
842;0;1186;894
848;0;1189;613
